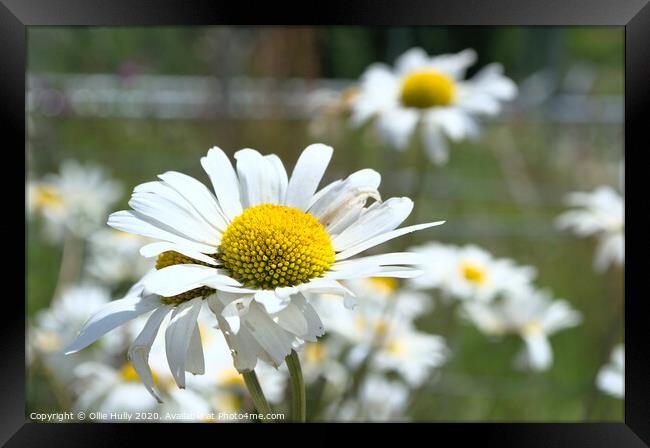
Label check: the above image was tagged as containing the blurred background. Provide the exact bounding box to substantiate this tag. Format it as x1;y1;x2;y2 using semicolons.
26;26;623;422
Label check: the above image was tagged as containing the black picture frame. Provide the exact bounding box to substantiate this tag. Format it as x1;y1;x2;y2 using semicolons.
5;0;648;445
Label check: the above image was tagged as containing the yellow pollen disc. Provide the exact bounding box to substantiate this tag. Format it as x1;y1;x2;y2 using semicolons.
522;321;543;337
366;277;398;296
373;320;390;335
156;251;218;305
119;362;159;385
218;369;246;387
34;186;64;209
400;70;455;109
460;262;486;285
304;342;327;364
219;204;335;290
386;339;404;355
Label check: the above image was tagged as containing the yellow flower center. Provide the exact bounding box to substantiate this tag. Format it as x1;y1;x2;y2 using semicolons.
365;277;398;296
33;186;64;209
386;339;404;355
218;369;246;387
522;321;543;337
119;362;159;385
156;251;218;305
373;320;390;335
400;70;455;109
219;204;335;290
304;342;327;364
460;262;486;285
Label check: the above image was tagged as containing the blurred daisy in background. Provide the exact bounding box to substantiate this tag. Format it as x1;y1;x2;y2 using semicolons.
334;375;410;422
462;287;582;371
65;143;443;402
349;47;517;165
27;160;123;241
596;344;624;399
556;185;624;272
72;353;211;420
86;229;154;286
408;242;536;302
299;340;348;395
316;278;448;387
29;285;127;385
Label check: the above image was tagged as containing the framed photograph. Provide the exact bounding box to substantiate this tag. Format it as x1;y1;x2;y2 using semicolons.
5;0;648;444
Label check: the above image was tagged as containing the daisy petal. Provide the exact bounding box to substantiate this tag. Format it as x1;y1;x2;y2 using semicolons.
376;108;419;149
64;294;161;354
128;305;172;403
332;197;414;250
200;146;243;221
242;302;295;368
144;264;222;297
254;290;291;314
108;210;216;254
129;192;219;245
272;301;308;336
309;169;381;229
139;242;219;265
285;144;333;210
165;297;202;388
158;171;229;232
185;325;205;375
235;148;288;207
522;333;552;371
335;221;445;260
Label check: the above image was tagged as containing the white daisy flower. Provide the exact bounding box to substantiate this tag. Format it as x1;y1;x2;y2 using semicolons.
73;359;211;421
596;344;624;399
316;278;447;387
299;339;348;391
27;160;123;241
65;144;443;398
408;242;536;302
29;285;126;383
335;375;410;422
85;229;154;286
462;287;582;371
350;47;517;165
556;186;624;271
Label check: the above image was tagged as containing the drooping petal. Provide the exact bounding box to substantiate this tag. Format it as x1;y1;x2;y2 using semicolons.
165;297;203;388
241;302;296;368
64;294;162;354
127;305;172;402
185;325;205;375
421;122;450;165
271;301;309;336
254;290;291;314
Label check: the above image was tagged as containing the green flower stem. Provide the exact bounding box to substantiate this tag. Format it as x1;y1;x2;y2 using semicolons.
242;370;274;423
286;349;306;422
